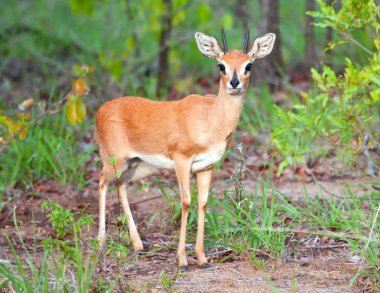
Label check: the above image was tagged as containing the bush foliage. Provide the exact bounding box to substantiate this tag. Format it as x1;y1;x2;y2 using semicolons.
272;0;380;174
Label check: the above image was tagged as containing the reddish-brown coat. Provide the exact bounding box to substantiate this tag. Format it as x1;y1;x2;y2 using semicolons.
95;92;240;179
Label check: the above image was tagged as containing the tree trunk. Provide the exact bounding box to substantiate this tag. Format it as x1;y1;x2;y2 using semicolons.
252;0;282;87
235;0;249;45
157;0;172;98
305;0;316;74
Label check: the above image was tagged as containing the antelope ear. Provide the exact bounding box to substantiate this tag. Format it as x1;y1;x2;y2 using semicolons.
248;33;276;59
194;32;224;60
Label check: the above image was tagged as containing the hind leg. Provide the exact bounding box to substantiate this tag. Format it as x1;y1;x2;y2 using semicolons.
97;151;127;246
118;181;144;251
98;171;108;245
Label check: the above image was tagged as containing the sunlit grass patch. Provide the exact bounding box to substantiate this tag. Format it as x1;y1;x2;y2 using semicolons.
0;111;95;190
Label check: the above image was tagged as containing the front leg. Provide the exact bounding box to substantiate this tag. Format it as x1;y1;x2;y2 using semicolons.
173;155;192;271
196;169;212;268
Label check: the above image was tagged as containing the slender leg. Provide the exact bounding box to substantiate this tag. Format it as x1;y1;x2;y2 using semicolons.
174;155;192;270
118;182;144;251
196;169;212;268
98;171;108;245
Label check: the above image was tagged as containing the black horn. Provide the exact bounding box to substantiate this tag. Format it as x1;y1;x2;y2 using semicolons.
221;27;228;53
243;26;250;53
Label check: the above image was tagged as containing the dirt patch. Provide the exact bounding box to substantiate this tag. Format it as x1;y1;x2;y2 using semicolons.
100;253;357;292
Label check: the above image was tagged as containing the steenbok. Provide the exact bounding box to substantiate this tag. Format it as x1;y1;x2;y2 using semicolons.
95;29;275;270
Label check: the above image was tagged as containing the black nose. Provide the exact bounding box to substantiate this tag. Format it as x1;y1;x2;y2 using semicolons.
230;78;240;89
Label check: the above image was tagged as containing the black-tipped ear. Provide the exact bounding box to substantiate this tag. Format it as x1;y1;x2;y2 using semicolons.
248;33;276;59
195;32;224;60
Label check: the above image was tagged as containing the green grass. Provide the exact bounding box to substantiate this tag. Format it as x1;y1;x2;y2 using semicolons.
155;177;200;232
156;172;379;287
0;208;100;293
203;178;298;257
302;185;380;286
0;111;96;190
0;108;96;215
157;168;296;257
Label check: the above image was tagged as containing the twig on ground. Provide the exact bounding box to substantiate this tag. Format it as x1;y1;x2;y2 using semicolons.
304;243;349;249
312;175;345;199
130;195;162;206
207;246;234;259
372;185;380;191
223;265;250;281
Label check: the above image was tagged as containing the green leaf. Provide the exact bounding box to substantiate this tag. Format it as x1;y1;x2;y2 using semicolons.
196;4;211;24
221;13;234;31
277;157;292;177
65;96;86;125
70;0;94;15
370;90;380;103
66;96;78;126
109;156;117;165
75;97;86;124
173;10;186;26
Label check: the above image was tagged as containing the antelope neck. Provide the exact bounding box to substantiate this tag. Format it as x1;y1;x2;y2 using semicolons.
209;81;246;135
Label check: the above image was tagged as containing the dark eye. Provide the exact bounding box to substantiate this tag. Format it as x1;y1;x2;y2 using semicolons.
218;64;226;74
245;63;252;73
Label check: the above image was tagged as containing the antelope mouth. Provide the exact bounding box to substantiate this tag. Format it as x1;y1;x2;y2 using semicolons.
227;88;245;95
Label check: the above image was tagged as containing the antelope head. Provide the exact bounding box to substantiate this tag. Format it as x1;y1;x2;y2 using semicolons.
195;28;276;95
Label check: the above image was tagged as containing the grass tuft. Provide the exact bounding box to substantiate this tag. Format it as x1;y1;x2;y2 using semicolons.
0;111;95;191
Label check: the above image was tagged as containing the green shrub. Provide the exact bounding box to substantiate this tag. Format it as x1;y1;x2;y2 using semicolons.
272;0;380;174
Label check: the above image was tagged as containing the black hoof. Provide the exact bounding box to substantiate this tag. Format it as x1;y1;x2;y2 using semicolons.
141;238;150;251
136;249;148;255
141;245;150;253
179;265;189;272
200;263;211;269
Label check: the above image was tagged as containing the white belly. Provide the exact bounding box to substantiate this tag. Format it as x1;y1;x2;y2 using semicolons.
191;143;226;172
130;143;226;173
129;152;175;169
